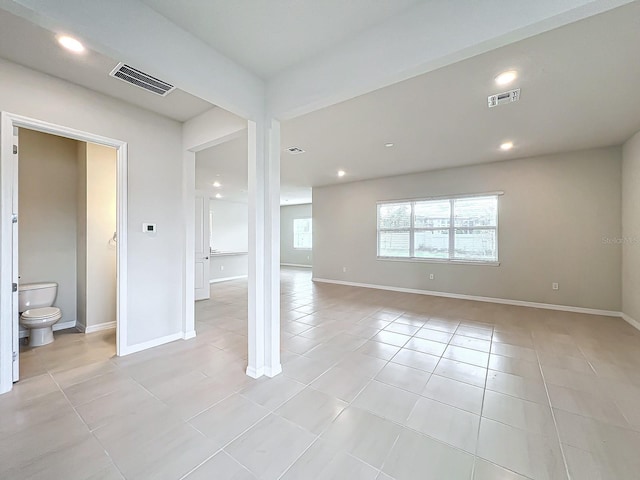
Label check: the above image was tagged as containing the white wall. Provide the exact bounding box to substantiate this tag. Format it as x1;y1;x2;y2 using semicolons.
281;204;312;266
313;148;622;312
77;143;116;331
622;130;640;323
1;58;184;349
210;199;248;252
210;254;248;282
18;128;78;326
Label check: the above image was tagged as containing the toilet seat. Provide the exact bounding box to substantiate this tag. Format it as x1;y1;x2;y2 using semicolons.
21;307;62;322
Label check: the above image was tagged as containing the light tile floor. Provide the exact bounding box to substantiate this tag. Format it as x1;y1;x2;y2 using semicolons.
4;267;640;479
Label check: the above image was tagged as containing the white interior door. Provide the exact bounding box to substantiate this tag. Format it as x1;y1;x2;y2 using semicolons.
194;192;210;301
11;126;19;382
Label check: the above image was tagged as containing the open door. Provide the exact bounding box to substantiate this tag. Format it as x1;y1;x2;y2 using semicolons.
194;192;210;300
11;126;19;382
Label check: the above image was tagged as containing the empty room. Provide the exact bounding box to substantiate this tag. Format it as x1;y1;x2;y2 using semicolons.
1;1;640;480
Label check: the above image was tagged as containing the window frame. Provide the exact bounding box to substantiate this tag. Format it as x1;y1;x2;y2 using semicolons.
376;192;502;266
293;217;313;250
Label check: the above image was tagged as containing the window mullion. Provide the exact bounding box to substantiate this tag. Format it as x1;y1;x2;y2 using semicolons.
449;199;455;260
409;201;415;257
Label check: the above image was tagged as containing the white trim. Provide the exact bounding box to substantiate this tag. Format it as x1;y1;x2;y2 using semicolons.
209;275;248;284
377;257;500;267
264;364;282;377
312;278;620;317
622;313;640;331
281;263;312;268
85;321;117;334
183;330;196;340
0;112;128;394
18;320;77;339
377;191;505;205
119;332;182;356
246;365;265;378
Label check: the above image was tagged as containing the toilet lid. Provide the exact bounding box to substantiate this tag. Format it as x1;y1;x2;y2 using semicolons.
21;307;61;320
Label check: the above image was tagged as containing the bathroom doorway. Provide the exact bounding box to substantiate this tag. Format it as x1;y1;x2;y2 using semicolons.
0;112;128;393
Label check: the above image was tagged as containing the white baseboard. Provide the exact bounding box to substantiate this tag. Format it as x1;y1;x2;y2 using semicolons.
85;321;116;334
209;275;247;284
19;320;76;339
281;263;312;268
312;278;621;318
183;330;197;340
622;313;640;331
119;332;183;356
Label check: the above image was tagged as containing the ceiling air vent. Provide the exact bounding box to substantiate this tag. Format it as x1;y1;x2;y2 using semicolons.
488;88;520;108
285;146;305;154
109;63;176;96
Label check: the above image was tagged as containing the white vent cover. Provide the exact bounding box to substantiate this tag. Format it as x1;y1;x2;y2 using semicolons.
488;88;520;108
109;63;175;96
285;146;305;154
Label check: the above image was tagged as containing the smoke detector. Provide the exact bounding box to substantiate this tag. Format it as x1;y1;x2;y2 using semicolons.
488;88;520;108
285;146;305;154
109;63;175;96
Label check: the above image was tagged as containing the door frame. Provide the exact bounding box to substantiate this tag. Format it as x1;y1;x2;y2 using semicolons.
194;190;211;301
0;112;128;394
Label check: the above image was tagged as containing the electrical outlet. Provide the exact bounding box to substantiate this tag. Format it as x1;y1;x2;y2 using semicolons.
342;267;347;273
429;274;434;280
307;255;310;260
220;265;224;271
552;282;559;290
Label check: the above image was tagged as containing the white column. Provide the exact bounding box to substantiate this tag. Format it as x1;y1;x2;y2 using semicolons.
265;119;282;377
246;118;281;378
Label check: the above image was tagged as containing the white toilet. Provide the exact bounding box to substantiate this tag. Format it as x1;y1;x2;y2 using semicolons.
19;282;62;347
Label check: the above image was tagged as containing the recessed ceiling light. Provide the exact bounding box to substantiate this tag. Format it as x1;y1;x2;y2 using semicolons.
384;143;394;148
57;35;85;54
495;70;517;86
212;181;221;188
500;141;514;151
215;193;222;199
337;170;346;177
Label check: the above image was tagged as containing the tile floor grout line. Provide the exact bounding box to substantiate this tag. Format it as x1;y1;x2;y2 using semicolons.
535;341;572;480
46;370;128;480
470;327;494;479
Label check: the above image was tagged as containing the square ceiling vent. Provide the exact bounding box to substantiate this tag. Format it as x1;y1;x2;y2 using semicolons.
109;63;176;96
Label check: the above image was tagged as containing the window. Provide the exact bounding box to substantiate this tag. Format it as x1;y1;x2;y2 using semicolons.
377;194;499;263
293;218;312;249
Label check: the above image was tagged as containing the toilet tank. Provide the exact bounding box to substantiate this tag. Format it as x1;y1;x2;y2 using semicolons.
18;282;58;311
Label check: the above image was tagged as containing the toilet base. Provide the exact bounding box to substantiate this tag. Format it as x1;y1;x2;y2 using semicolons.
27;326;54;347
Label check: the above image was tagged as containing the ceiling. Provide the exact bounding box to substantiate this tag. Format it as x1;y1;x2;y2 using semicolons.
194;2;640;205
140;0;423;79
280;2;640;187
196;135;312;205
2;2;638;207
0;9;214;122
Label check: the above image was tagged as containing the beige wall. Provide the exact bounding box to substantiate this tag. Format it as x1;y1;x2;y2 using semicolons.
622;131;640;322
18;129;79;325
281;204;313;266
313;148;622;311
77;143;117;331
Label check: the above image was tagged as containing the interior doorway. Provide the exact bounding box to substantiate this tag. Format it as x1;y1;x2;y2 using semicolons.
0;112;128;394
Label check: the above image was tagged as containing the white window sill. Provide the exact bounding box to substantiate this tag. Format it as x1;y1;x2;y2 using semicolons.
377;257;500;267
294;248;312;251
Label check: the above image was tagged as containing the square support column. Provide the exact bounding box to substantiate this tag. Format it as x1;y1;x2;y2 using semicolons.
247;118;281;378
